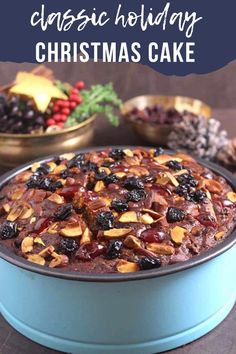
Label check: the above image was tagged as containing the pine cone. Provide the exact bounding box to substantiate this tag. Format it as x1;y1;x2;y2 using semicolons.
217;138;236;171
167;114;229;161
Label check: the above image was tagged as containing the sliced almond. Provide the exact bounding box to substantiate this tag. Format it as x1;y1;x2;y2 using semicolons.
47;161;57;172
27;254;45;266
170;226;187;244
119;211;138;223
21;237;34;253
3;203;10;213
205;180;222;194
173;169;189;176
156;173;170;185
19;205;33;220
215;231;225;240
31;162;41;173
34;237;45;246
54;164;67;174
147;243;175;255
39;245;55;258
15;171;32;183
116;260;139;273
227;191;236;203
99;167;111;175
100;197;112;207
140;213;154;224
49;254;69;268
94;181;105;192
114;172;126;178
154;155;182;164
11;189;24;201
123;149;134;157
7;205;23;221
103;228;132;238
60;153;75;161
129;166;149;176
30;217;36;224
48;193;65;204
60;223;82;237
165;172;179;187
45;222;59;234
124;235;142;249
142;209;162;219
80;227;92;245
205;190;212;200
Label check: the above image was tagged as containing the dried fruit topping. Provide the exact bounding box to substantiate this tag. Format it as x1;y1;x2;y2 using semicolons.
170;226;187;244
104;174;119;185
59;238;78;254
140;229;166;243
111;199;129;213
76;242;106;261
175;184;190;197
126;189;146;202
124;177;144;190
60;223;82;237
166;207;185;223
106;240;123;259
103;228;132;238
227;192;236;203
0;221;18;240
187;190;207;203
197;214;217;228
54;204;73;221
166;160;183;171
96;211;115;230
177;173;198;188
153;147;164;156
139;257;161;270
116;260;139;273
109;148;125;160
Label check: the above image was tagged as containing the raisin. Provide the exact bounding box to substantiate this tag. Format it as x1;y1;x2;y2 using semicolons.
111;199;129;212
126;189;146;202
96;211;115;230
143;174;156;184
124;177;144;190
109;149;125;160
106;240;123;259
54;204;73;221
95;170;107;181
166;160;183;171
60;238;78;254
54;156;62;165
0;221;18;240
26;174;41;189
177;173;198;188
166;207;185;223
68;153;85;168
187;190;207;203
60;170;70;179
154;147;164;156
104;174;119;185
175;184;190;197
36;163;51;175
139;257;161;270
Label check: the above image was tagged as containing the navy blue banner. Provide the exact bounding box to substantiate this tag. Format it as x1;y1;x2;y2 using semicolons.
0;0;235;75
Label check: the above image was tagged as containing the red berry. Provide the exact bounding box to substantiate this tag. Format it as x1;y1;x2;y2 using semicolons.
53;105;60;113
71;88;79;95
76;81;85;90
60;114;68;122
69;94;79;102
57;100;65;106
61;100;70;108
70;101;77;109
57;122;64;129
62;108;70;115
47;119;56;126
75;95;82;104
53;114;62;122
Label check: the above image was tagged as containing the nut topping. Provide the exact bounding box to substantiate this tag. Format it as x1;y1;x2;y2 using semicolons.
60;223;82;237
154;155;182;164
27;254;46;266
48;193;65;204
227;192;236;203
80;227;92;245
119;211;138;223
147;243;175;255
103;228;132;238
124;235;142;249
116;260;139;273
21;236;34;253
170;226;187;244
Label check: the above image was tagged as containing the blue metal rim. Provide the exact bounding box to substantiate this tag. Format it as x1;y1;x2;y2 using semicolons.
0;146;236;283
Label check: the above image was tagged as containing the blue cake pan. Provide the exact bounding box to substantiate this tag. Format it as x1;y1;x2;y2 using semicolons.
0;147;236;354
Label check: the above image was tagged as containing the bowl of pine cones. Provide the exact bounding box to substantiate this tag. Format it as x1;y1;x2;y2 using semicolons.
121;95;212;146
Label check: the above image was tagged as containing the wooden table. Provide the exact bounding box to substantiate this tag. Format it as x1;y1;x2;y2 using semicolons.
0;108;236;354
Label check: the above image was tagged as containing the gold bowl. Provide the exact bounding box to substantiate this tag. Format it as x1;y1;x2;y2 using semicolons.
121;95;212;146
0;115;96;167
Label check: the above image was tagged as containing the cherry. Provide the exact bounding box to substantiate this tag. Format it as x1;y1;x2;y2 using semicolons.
76;81;85;90
59;186;79;201
197;214;217;228
76;242;106;261
62;108;70;115
140;229;166;243
47;118;56;126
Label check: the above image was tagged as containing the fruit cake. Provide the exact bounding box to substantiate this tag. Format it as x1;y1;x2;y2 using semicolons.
0;148;235;274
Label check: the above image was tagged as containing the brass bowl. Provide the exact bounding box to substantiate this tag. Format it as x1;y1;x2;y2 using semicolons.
0;115;96;167
121;95;212;146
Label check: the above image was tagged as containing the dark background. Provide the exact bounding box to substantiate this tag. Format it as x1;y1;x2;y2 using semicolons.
0;60;236;109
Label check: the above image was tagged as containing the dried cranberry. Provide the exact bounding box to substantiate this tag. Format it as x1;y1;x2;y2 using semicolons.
34;218;51;233
60;186;78;200
197;214;217;228
76;242;106;261
166;207;185;223
139;257;161;270
140;229;166;243
106;240;123;259
0;221;18;240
